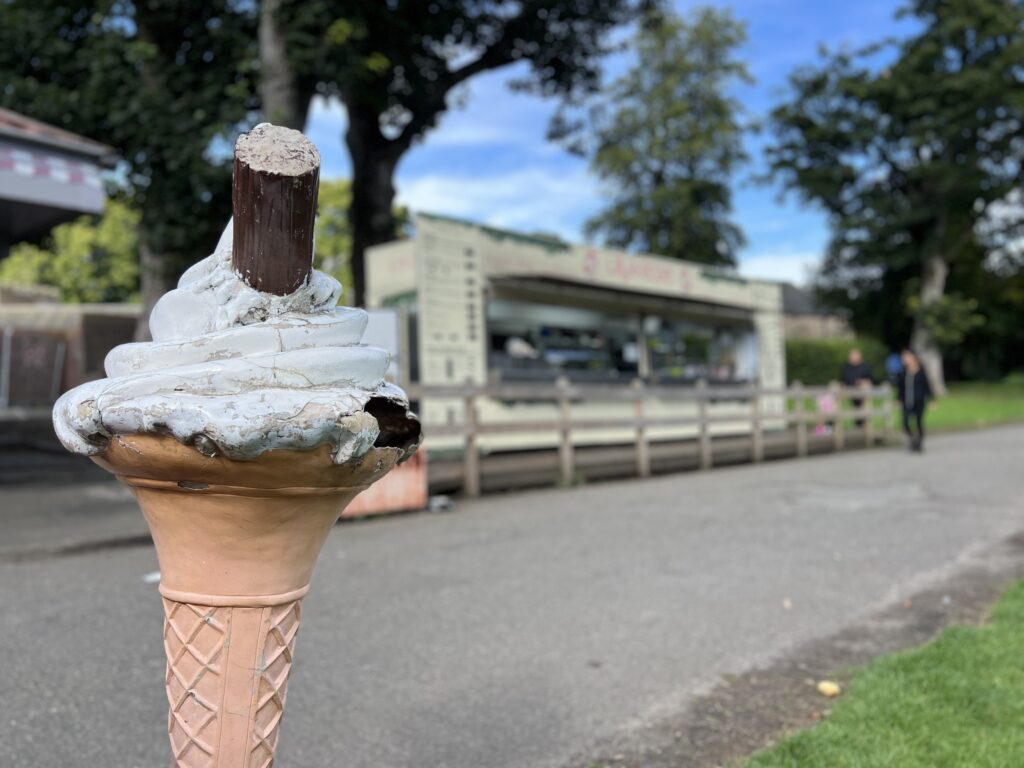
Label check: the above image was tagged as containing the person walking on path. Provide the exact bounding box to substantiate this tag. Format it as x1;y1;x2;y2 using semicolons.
840;348;875;427
897;349;933;453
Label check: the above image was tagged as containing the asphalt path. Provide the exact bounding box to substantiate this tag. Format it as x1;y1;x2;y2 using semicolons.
2;426;1022;767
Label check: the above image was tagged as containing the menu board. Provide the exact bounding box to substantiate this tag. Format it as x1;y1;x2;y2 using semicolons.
416;228;487;387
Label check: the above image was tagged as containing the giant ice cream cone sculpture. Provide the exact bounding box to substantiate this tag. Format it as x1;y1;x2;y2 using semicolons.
52;124;421;767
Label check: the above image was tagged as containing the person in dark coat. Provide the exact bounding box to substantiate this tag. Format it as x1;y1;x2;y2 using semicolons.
897;349;933;452
840;348;874;426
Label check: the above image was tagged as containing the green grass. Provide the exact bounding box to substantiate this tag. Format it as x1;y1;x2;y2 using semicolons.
926;379;1024;432
745;580;1024;768
786;378;1024;436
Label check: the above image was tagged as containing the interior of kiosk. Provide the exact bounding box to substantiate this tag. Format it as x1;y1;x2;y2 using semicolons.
484;278;759;386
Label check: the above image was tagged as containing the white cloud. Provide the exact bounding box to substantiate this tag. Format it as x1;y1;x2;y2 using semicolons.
424;122;523;147
306;95;346;131
305;91;596;238
425;75;558;151
306;74;559;153
739;250;822;285
397;164;601;241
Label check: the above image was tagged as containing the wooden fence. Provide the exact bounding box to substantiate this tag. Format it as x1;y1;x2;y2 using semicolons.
406;380;895;497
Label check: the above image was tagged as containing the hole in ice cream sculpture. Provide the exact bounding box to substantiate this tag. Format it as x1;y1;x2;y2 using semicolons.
52;124;421;766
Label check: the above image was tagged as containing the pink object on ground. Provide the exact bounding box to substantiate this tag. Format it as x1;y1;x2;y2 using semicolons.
814;392;837;435
344;449;428;517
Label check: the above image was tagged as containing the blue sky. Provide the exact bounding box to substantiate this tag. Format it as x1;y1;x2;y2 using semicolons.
305;0;918;285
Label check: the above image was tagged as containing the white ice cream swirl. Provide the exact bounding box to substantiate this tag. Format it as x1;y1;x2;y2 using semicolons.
52;223;419;463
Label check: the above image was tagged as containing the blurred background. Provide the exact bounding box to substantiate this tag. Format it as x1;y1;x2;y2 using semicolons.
4;4;1024;767
0;0;1022;481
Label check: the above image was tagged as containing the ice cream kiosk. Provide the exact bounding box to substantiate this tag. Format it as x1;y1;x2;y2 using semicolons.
367;214;786;452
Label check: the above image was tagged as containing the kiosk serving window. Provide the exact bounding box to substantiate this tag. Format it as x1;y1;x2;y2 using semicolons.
487;297;757;385
644;316;758;383
487;299;640;383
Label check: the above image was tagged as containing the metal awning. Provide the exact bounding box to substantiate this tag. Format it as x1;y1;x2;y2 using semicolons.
0;109;115;248
488;276;755;326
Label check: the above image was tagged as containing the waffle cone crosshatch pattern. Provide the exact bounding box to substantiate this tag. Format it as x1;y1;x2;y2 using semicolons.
163;599;302;768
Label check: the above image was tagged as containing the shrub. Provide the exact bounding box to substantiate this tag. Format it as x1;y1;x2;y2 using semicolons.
1003;371;1024;388
0;200;139;303
785;337;888;386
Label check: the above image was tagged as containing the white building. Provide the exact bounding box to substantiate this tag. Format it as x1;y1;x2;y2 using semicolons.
368;214;786;452
0;108;113;259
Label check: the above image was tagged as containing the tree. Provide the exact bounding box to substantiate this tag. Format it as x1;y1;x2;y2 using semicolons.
313;178;409;306
0;201;140;303
567;8;750;266
276;0;658;306
1;1;654;315
258;0;311;130
0;179;404;309
312;179;354;300
766;0;1024;393
0;0;258;333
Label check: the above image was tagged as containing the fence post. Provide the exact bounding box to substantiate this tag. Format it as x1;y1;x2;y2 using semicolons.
697;378;712;470
556;375;575;487
463;387;481;497
882;383;895;443
0;327;13;408
632;378;651;478
793;381;808;458
751;390;764;463
864;386;875;447
831;382;845;452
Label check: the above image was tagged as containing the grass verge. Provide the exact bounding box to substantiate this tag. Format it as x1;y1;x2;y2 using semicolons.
927;379;1024;432
789;378;1024;436
745;580;1024;768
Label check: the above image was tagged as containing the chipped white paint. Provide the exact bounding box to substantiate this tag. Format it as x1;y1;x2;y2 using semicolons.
53;221;415;463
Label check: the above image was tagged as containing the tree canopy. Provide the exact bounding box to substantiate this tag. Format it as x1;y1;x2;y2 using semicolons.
766;0;1024;389
567;7;750;266
0;201;140;303
0;0;658;311
0;0;258;326
275;0;660;304
312;178;407;306
0;179;405;309
312;179;354;300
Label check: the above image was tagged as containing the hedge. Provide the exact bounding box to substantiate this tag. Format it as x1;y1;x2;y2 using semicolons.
785;337;888;386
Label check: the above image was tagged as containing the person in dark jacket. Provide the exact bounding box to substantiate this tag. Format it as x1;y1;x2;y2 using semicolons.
840;348;874;426
897;349;933;452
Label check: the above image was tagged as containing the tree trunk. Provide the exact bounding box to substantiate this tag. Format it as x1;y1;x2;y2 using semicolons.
910;251;948;396
346;111;400;307
135;241;170;341
258;0;308;129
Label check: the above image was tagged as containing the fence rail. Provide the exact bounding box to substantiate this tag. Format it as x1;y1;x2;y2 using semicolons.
406;380;895;497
